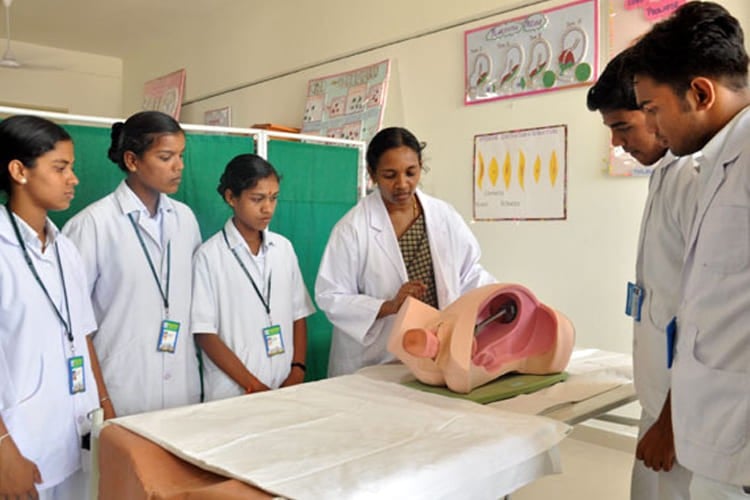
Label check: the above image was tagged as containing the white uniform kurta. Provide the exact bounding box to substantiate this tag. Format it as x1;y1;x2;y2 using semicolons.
0;211;98;491
673;106;750;487
316;188;496;376
63;180;201;417
191;219;315;400
631;152;697;500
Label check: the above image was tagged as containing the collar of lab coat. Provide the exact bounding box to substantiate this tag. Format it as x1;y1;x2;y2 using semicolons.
222;217;274;255
686;105;750;253
114;179;175;219
368;188;430;280
0;206;60;253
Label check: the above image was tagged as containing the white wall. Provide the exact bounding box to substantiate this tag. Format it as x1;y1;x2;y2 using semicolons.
0;40;122;117
120;0;750;354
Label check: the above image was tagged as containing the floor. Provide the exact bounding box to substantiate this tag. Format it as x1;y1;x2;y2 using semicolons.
513;407;639;500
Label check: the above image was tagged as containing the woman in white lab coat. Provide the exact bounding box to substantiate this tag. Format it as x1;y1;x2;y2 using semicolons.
64;111;202;417
191;154;315;400
316;127;496;376
0;116;101;499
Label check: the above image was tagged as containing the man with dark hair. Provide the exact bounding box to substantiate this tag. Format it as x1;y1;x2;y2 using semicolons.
631;2;750;498
587;48;696;500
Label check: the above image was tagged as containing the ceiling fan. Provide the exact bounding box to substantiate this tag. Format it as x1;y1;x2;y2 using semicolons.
0;0;21;68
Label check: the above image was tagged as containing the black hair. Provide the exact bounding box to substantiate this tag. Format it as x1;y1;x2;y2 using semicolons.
217;153;281;199
366;127;426;175
0;115;72;194
586;48;638;112
629;1;748;95
108;111;184;172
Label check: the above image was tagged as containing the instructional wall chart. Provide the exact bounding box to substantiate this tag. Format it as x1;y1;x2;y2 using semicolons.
301;60;390;145
464;0;598;105
474;125;567;221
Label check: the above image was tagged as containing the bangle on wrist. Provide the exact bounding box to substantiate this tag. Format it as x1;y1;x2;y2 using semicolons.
100;396;110;403
291;362;306;372
0;432;9;445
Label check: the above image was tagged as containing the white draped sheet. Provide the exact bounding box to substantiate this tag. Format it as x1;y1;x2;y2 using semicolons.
111;374;570;499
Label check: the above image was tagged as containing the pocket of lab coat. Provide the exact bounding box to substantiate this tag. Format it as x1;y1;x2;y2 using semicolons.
673;324;748;454
645;287;673;332
700;205;750;274
2;356;45;460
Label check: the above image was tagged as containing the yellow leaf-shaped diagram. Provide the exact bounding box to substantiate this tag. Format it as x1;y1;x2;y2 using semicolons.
549;150;558;187
477;151;485;189
489;156;500;187
503;151;512;190
518;150;526;191
533;154;541;183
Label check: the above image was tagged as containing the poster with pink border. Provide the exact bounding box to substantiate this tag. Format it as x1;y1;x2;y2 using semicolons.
301;60;390;144
465;0;598;105
142;69;186;120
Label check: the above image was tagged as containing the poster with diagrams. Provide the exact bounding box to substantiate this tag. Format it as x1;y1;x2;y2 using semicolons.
607;0;685;176
474;125;567;221
142;69;186;120
301;60;390;145
464;0;597;105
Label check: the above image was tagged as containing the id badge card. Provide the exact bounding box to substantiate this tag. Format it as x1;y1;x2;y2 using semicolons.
68;355;86;394
666;317;677;369
625;282;644;322
263;324;285;357
157;320;180;353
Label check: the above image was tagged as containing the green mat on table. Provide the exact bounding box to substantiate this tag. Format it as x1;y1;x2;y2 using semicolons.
402;371;568;404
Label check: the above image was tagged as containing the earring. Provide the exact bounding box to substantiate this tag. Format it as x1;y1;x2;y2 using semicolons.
19;178;27;185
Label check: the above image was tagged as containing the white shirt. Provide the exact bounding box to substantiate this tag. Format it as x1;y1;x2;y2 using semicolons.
191;219;315;400
63;180;202;417
0;209;98;490
316;189;497;377
673;105;750;485
632;152;697;418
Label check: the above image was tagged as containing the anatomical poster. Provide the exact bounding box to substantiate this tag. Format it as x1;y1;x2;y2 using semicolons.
464;0;598;105
474;125;567;221
301;60;390;145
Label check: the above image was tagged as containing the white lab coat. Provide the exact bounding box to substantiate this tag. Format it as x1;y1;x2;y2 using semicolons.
632;152;697;419
316;188;496;376
191;219;315;400
0;211;98;490
673;106;750;485
63;180;201;417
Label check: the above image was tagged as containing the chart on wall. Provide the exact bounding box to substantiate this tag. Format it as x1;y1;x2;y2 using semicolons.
474;125;567;221
142;69;186;120
465;0;598;105
301;60;390;144
607;0;685;176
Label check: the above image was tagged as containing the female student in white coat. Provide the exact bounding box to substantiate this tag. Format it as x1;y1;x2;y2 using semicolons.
191;154;315;400
316;127;496;376
64;111;202;417
0;116;101;499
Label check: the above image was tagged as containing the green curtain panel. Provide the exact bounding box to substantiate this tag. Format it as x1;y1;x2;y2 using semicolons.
268;140;359;381
39;126;356;382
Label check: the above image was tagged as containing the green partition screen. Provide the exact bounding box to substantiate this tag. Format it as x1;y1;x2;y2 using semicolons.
42;126;356;382
268;140;359;381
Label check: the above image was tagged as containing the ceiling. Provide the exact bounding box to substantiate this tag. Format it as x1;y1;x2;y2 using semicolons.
0;0;240;57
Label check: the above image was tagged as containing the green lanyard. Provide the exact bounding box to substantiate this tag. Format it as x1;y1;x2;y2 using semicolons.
128;213;171;316
222;228;271;317
5;205;74;351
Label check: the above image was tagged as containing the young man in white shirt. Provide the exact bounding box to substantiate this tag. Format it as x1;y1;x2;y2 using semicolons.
587;47;697;500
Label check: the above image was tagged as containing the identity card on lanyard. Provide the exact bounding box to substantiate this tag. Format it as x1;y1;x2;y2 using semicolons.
128;214;179;353
6;205;86;394
222;229;284;357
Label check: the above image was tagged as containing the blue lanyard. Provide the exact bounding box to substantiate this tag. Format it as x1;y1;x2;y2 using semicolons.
128;213;171;314
222;228;271;316
5;205;74;350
